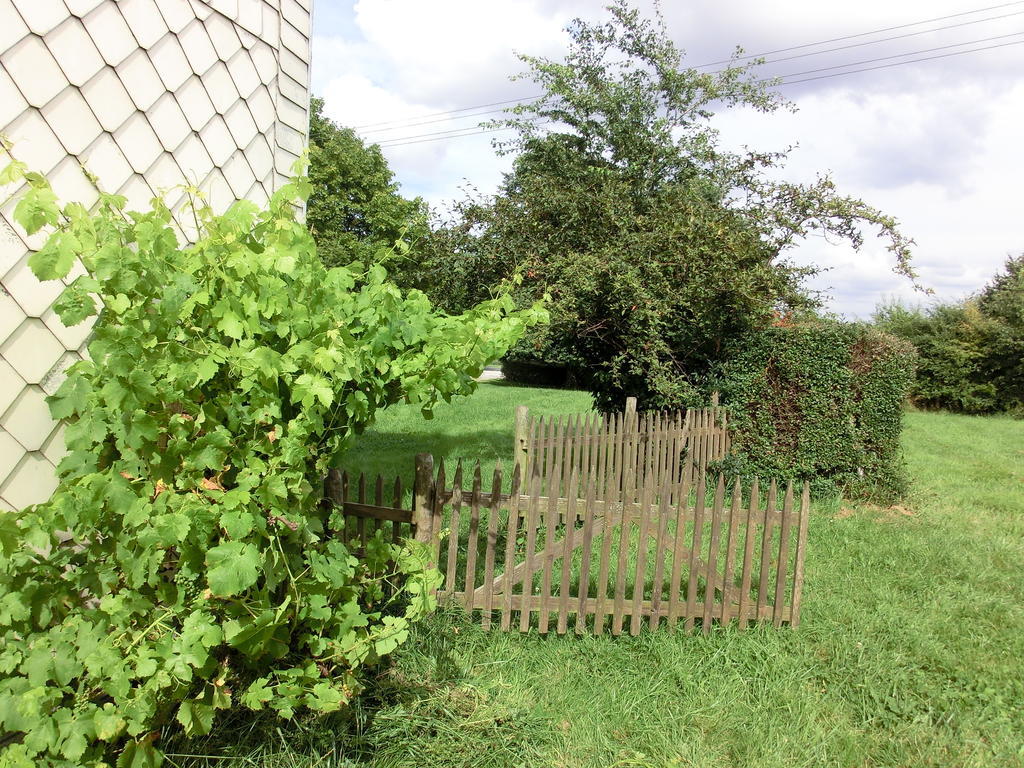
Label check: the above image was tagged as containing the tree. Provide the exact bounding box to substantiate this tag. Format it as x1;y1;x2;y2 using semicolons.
307;96;428;268
422;0;916;412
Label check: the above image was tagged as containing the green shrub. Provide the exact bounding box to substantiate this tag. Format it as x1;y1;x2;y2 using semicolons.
0;151;544;767
717;321;916;502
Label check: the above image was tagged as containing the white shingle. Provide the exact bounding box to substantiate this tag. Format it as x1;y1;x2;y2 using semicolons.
277;95;307;135
247;84;275;131
208;0;238;21
46;17;106;87
278;47;307;86
226;49;260;98
116;174;156;212
198;168;234;214
0;0;30;58
148;33;191;91
117;0;168;49
42;304;93;351
1;36;68;108
260;1;278;47
40;421;67;466
60;257;87;287
243;133;272;178
2;385;53;449
0;429;24;485
187;0;212;20
11;0;68;36
115;48;164;111
221;150;254;198
41;88;103;155
244;179;268;207
178;19;217;76
114;113;162;173
64;0;102;18
0;286;25;345
249;40;277;84
80;133;134;192
2;254;63;318
145;152;188;197
200;61;239;114
47;158;100;211
148;93;191;151
0;216;29;277
235;0;262;39
0;359;26;416
223;101;258;147
83;3;138;67
0;63;27;131
175;76;216;131
157;0;195;33
277;71;306;108
81;69;135;132
173;133;213;183
236;26;257;50
275;123;304;157
1;319;64;384
0;452;59;509
280;19;308;61
204;12;242;61
274;145;297;175
281;0;309;31
2;109;65;174
198;115;235;166
40;351;78;395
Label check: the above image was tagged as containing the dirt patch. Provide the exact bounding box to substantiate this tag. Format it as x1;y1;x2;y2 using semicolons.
834;503;917;522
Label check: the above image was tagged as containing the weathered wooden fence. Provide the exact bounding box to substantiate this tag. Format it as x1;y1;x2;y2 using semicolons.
323;453;809;636
513;397;731;497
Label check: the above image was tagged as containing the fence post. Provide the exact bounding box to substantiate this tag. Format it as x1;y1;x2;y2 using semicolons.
625;396;637;427
412;453;434;550
710;391;720;407
514;405;530;476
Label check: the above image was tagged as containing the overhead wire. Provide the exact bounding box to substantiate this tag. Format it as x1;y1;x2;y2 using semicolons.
355;2;1024;135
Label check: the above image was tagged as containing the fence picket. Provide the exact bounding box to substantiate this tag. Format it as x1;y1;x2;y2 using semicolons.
576;473;597;635
702;474;726;635
684;474;708;633
445;461;464;596
480;464;503;630
463;463;483;612
557;466;579;634
756;479;777;624
667;471;691;630
737;479;759;630
519;463;543;632
630;472;655;635
500;465;523;631
720;477;743;626
773;480;795;628
594;411;622;635
791;482;810;627
649;473;672;631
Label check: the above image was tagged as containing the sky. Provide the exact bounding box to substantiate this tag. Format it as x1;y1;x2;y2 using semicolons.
310;0;1024;318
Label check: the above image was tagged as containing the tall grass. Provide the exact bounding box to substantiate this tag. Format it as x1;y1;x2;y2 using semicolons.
167;391;1024;768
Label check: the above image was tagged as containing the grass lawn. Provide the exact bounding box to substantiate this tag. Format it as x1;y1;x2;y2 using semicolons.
170;387;1024;768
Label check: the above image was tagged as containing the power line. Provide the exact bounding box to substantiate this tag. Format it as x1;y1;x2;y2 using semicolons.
354;2;1024;135
693;0;1024;66
374;38;1023;149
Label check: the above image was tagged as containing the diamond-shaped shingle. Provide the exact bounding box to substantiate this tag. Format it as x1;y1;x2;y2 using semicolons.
199;115;235;166
0;0;30;58
277;95;307;134
235;1;261;39
220;150;254;198
201;61;240;114
157;0;196;33
281;0;309;33
83;2;138;67
1;319;64;384
40;421;68;467
224;101;258;147
260;2;279;47
46;17;107;87
0;67;27;130
1;35;69;108
48;157;100;211
207;0;239;21
0;216;28;278
3;109;65;174
277;71;306;108
279;48;307;86
116;174;157;212
198;168;234;214
146;152;188;198
0;428;24;486
226;49;260;98
173;133;213;182
42;305;93;351
247;85;275;132
82;68;136;131
64;0;103;18
11;0;68;36
243;133;273;178
205;12;243;61
1;452;59;510
117;0;169;49
280;19;309;61
0;286;25;346
175;75;216;131
41;88;103;155
80;133;134;192
3;256;62;318
148;33;192;91
40;352;78;396
116;49;164;111
179;18;218;76
114;113;163;173
250;40;276;84
0;358;26;417
148;93;191;151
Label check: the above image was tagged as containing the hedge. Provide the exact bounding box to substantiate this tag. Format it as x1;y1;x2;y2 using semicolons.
716;321;916;503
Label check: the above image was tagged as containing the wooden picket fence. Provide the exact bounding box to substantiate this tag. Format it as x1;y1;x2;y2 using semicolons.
513;396;731;496
323;452;810;635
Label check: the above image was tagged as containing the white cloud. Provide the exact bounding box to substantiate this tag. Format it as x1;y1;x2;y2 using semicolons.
312;1;1024;317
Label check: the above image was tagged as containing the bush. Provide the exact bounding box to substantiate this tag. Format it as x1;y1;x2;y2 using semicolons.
717;321;916;502
0;152;544;767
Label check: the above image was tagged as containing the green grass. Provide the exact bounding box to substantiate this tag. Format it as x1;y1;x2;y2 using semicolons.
169;393;1024;768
